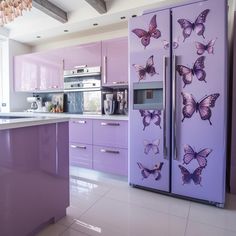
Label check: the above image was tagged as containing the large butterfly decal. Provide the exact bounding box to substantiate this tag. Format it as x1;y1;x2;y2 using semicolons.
195;39;217;55
139;110;161;131
163;39;179;50
132;15;161;48
179;165;203;185
176;56;206;88
144;139;160;155
177;9;210;42
137;162;164;181
181;92;220;125
133;55;157;82
183;144;212;168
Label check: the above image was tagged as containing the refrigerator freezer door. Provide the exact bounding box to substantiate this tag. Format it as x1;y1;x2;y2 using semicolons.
129;9;171;192
171;0;227;204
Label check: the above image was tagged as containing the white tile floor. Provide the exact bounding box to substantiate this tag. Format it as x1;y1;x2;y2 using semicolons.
36;167;236;236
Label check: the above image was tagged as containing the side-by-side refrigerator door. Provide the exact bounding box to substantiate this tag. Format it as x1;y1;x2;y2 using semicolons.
128;9;171;192
171;0;227;205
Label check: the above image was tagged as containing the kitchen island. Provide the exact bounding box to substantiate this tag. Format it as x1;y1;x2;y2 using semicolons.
0;116;69;236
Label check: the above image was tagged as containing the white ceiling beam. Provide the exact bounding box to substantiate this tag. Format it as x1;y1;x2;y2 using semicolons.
84;0;107;14
32;0;68;23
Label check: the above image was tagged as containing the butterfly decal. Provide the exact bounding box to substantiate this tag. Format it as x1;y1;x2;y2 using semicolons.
132;14;161;48
177;9;210;42
139;110;161;130
137;162;164;180
195;39;217;55
163;39;179;50
181;92;220;125
179;165;203;185
176;56;206;87
183;144;212;168
144;139;160;155
133;55;157;82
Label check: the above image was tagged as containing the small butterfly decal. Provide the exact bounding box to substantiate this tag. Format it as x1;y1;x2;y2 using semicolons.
137;162;164;180
179;165;204;185
176;56;206;87
132;14;161;48
183;144;212;168
177;9;210;42
144;139;160;155
195;39;217;55
133;55;157;82
181;92;220;125
139;110;161;130
163;39;179;50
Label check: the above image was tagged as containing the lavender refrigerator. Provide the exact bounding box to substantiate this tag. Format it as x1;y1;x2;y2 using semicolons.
128;0;227;207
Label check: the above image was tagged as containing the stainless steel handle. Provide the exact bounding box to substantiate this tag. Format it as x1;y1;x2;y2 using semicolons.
73;120;86;124
112;81;125;84
163;56;168;159
70;144;87;149
101;122;120;126
100;149;120;154
103;56;107;84
172;55;178;160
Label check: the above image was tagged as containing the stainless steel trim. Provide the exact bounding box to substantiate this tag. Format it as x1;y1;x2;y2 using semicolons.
101;122;120;126
100;149;120;154
73;120;86;124
70;144;87;149
103;56;107;84
163;56;167;159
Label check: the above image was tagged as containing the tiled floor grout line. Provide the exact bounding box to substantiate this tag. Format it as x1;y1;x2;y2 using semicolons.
183;203;191;236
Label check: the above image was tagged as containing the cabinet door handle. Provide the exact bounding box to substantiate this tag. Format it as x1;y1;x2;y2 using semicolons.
112;81;125;84
103;56;107;84
73;120;86;124
101;122;120;126
100;149;120;154
70;144;87;149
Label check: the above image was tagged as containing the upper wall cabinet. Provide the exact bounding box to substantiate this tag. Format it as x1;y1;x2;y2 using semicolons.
62;42;102;70
14;52;63;92
101;37;128;86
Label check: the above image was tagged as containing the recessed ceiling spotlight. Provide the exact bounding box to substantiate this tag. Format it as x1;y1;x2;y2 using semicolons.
120;16;126;20
36;36;41;39
132;14;137;18
64;29;69;32
93;23;98;26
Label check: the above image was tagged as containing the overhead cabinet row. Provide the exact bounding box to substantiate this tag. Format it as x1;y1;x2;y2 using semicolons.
14;37;128;92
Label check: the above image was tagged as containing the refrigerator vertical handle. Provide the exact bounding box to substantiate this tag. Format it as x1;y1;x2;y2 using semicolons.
103;56;107;84
172;55;178;160
163;56;168;159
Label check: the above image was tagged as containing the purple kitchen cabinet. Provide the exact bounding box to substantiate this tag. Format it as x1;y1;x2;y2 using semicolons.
62;42;102;70
93;119;128;148
70;143;93;169
0;122;69;236
102;37;128;86
69;119;92;144
93;145;128;176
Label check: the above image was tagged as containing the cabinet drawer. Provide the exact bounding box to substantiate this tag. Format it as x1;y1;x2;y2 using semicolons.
69;143;92;169
69;119;92;144
93;120;128;148
93;145;128;176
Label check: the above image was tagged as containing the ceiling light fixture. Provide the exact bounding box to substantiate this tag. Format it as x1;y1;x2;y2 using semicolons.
0;0;32;26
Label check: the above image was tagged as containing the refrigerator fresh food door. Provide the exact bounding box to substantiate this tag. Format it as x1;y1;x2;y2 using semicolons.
171;0;227;205
129;9;171;192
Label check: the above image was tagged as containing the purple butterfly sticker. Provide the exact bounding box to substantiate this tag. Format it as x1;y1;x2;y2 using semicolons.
183;144;212;168
176;56;206;87
195;39;217;55
133;55;157;82
177;9;210;42
137;162;164;180
163;39;179;50
139;110;161;130
132;15;161;48
181;92;220;125
144;139;160;155
179;165;203;185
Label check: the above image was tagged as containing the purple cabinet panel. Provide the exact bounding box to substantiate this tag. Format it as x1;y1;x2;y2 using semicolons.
70;143;93;169
93;119;128;148
93;145;128;176
0;122;69;236
102;37;128;86
69;119;92;144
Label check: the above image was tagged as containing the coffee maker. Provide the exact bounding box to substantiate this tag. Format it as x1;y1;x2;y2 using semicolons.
116;89;128;115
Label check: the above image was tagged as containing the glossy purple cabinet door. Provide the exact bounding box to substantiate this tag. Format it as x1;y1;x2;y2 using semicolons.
102;37;128;86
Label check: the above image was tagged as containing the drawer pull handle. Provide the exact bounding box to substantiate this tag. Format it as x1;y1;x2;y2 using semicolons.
112;81;125;84
73;120;86;124
70;144;87;149
100;149;120;154
101;122;120;126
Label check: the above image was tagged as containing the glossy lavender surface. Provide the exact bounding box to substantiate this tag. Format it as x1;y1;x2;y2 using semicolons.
0;122;69;236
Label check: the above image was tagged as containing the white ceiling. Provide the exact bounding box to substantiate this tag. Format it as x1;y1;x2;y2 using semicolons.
2;0;185;46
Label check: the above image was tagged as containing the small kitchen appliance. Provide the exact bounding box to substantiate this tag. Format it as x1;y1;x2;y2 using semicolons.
103;93;116;115
26;96;42;112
